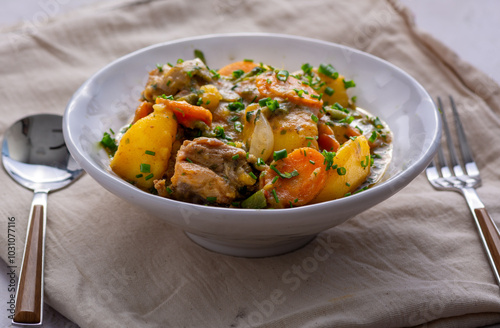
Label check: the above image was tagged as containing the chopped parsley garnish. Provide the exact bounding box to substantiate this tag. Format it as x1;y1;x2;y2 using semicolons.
194;49;206;64
343;79;356;89
318;63;339;79
232;69;245;79
339;116;354;124
311;93;323;100
206;196;217;203
273;149;288;161
271;189;279;203
276;70;289;82
159;94;174;100
333;102;349;113
140;163;151;173
270;165;299;179
246;110;254;122
100;132;117;154
301;63;313;75
294;89;305;97
368;130;378;143
324;86;334;96
234;121;243;132
322;150;336;171
210;69;221;79
372;116;384;130
258;97;271;107
228;101;245;111
257;97;279;111
214;126;230;140
360;155;370;168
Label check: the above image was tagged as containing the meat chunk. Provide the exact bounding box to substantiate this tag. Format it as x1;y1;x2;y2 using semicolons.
142;58;212;102
169;138;256;205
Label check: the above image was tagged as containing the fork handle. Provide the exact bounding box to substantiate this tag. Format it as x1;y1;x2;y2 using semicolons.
475;207;500;280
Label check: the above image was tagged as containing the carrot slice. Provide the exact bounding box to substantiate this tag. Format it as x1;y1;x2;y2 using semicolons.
132;101;154;123
318;134;340;152
156;97;212;128
318;122;340;152
256;72;323;114
218;61;259;77
262;147;328;208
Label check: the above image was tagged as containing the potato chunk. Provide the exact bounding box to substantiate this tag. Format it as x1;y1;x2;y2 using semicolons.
317;73;350;108
110;104;177;190
270;110;318;154
312;135;370;203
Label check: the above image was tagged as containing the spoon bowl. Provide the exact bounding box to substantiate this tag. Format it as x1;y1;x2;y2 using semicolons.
1;114;83;325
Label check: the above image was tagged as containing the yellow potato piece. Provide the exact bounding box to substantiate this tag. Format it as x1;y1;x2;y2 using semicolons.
318;73;350;108
312;135;370;203
200;84;222;111
270;110;318;153
110;104;177;190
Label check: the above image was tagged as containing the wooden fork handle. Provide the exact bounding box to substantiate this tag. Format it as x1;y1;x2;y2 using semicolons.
475;207;500;280
13;192;47;324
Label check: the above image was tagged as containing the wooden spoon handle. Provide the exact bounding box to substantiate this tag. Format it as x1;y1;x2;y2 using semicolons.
13;197;46;324
476;207;500;278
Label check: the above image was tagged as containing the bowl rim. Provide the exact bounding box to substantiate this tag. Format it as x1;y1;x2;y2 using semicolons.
63;32;442;217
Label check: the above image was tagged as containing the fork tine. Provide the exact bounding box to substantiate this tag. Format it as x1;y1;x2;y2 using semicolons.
449;96;480;178
436;97;452;178
426;158;441;181
440;96;465;177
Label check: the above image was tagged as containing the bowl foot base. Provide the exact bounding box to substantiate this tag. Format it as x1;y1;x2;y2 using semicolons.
185;232;316;258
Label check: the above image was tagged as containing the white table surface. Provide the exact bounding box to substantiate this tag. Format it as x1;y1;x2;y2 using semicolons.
1;0;500;327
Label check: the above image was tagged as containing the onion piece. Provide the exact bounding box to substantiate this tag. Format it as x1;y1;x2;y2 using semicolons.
249;113;274;162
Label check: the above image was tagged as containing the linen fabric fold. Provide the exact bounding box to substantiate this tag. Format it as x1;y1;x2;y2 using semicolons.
1;0;500;327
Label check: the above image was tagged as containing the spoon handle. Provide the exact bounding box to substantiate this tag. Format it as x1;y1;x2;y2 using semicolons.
13;191;47;324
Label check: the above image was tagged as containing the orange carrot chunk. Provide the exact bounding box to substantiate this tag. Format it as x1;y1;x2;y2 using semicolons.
318;122;340;152
156;97;212;128
318;134;340;152
256;71;323;115
218;61;259;77
132;101;154;123
262;147;328;208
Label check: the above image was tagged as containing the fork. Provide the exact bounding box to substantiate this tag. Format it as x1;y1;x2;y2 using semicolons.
426;96;500;285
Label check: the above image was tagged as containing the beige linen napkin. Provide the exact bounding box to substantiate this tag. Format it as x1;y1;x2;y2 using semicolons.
2;0;500;327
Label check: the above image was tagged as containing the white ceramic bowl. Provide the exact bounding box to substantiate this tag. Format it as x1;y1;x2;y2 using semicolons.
63;33;441;257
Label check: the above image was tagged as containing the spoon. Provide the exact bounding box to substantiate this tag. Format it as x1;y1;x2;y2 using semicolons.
1;114;83;325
